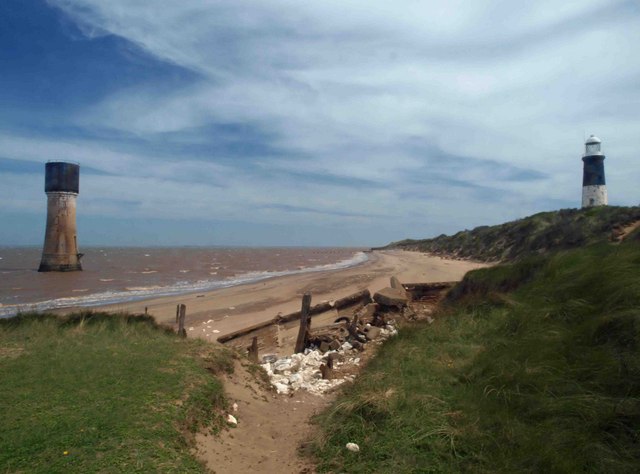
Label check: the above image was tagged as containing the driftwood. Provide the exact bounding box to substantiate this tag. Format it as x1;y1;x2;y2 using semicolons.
218;289;372;345
402;282;456;302
276;300;333;324
334;289;372;310
308;322;349;341
217;318;276;343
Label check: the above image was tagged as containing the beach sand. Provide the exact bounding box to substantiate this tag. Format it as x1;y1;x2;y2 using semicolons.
94;250;487;343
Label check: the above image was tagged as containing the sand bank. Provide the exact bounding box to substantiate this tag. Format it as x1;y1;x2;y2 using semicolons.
93;250;487;343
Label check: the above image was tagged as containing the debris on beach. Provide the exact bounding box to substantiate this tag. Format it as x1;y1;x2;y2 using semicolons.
261;321;398;396
226;414;238;426
217;277;452;397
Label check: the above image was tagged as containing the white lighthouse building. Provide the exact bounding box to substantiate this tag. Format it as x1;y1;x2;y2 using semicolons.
581;135;608;208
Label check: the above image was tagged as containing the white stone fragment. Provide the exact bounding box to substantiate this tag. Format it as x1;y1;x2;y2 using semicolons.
232;402;238;412
261;331;399;396
346;442;360;452
226;414;238;426
274;382;290;394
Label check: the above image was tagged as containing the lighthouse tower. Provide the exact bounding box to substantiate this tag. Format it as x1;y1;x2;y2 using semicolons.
38;162;83;272
581;135;608;208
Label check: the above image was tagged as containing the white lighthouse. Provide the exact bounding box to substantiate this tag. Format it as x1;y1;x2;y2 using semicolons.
581;135;607;208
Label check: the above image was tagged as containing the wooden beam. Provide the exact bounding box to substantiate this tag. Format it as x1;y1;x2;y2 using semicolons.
334;289;371;310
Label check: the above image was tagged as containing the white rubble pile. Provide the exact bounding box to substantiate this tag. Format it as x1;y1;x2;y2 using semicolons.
261;323;398;396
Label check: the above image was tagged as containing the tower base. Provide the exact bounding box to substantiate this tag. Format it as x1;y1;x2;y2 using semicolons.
38;254;83;272
582;185;608;208
38;262;83;272
39;191;82;272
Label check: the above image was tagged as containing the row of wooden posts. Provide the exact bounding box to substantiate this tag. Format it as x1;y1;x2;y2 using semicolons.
170;292;313;360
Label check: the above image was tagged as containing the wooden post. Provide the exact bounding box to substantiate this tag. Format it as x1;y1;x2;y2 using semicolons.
248;336;259;363
320;363;333;380
294;293;312;353
348;313;360;338
144;306;148;315
176;305;180;323
178;304;187;338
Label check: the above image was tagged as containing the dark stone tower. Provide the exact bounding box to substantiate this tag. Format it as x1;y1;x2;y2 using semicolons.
38;162;83;272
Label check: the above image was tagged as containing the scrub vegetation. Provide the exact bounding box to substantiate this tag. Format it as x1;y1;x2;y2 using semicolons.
314;228;640;472
380;205;640;261
0;312;232;473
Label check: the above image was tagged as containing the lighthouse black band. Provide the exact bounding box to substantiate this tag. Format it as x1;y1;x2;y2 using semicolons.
582;155;606;186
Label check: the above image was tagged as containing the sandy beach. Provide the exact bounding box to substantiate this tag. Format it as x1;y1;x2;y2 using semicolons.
92;250;487;343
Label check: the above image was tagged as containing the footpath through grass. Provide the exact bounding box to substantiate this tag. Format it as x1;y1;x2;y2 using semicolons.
0;312;233;473
314;235;640;473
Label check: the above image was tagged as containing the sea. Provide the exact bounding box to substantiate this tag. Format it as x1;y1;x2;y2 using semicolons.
0;247;368;318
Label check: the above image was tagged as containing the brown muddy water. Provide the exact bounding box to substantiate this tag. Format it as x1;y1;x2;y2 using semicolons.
0;247;367;317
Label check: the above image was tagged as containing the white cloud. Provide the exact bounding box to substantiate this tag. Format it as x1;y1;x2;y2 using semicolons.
6;0;638;243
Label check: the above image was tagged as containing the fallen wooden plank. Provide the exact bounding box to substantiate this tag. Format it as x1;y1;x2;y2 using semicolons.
218;289;371;344
334;289;371;310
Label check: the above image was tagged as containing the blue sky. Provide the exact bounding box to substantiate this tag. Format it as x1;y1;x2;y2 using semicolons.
1;0;639;246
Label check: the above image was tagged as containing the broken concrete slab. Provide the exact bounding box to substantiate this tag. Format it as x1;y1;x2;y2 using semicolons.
390;276;409;299
373;287;409;308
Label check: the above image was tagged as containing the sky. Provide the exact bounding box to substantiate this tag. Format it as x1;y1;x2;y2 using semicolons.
1;0;639;247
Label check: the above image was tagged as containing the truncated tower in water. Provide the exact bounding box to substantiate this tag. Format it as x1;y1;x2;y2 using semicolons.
582;135;608;208
39;162;83;272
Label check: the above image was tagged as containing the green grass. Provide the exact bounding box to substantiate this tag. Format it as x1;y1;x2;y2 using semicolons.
0;312;232;473
313;238;640;473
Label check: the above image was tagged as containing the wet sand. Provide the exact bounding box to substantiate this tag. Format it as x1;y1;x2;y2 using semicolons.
91;250;487;342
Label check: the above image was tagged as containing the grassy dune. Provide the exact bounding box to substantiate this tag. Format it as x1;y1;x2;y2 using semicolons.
380;206;640;261
0;312;232;473
314;234;640;472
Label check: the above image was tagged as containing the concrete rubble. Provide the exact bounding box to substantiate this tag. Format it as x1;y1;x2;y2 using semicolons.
261;323;398;396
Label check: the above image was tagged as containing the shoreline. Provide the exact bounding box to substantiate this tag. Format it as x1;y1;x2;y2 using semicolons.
3;251;488;347
0;249;369;318
89;250;488;345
